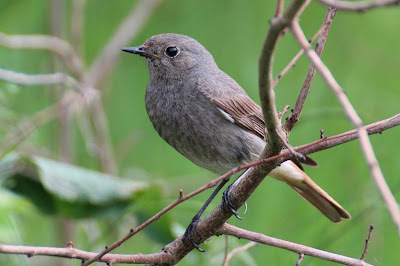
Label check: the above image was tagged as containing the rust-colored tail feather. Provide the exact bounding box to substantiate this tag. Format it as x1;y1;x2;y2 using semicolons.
289;175;351;222
270;161;351;223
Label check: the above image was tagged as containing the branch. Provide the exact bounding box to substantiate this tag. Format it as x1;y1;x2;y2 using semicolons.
271;18;325;89
1;114;398;264
222;241;257;266
0;68;79;90
360;225;374;261
0;32;84;77
82;0;164;88
283;7;336;133
0;243;171;264
79;0;163;175
0;92;83;158
317;0;400;12
219;223;372;266
259;0;308;151
290;21;400;235
70;0;86;57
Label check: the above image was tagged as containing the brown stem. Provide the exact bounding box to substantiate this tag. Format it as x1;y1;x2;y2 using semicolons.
219;223;372;266
283;7;336;133
1;114;398;265
317;0;400;12
360;225;374;261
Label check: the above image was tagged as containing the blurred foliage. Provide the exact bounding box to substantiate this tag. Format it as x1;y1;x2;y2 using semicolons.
0;0;399;265
0;153;149;218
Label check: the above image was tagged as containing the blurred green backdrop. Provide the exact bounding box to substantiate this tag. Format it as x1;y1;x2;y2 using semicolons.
0;0;399;265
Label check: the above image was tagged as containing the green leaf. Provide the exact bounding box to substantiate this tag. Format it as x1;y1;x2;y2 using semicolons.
0;153;149;218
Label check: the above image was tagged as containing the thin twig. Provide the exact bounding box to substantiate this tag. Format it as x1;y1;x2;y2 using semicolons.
258;0;308;153
296;253;305;266
318;0;400;12
0;32;84;77
0;93;79;158
360;225;374;261
278;105;291;120
1;114;398;264
275;0;285;17
223;241;257;266
275;128;306;161
71;0;86;57
82;113;399;265
290;21;400;235
50;0;75;167
283;8;336;133
219;223;372;266
272;22;324;89
80;0;164;176
222;235;229;265
0;244;171;264
0;68;80;90
89;104;118;174
83;0;164;88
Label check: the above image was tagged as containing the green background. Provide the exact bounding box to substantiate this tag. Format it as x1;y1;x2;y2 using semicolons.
1;0;399;265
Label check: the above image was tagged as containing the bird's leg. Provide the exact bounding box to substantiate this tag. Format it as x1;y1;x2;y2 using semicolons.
221;169;251;219
183;178;230;252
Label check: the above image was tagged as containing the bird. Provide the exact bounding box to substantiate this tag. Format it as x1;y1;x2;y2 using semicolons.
122;32;350;241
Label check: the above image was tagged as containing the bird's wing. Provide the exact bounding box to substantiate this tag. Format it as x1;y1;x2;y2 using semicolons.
197;71;266;139
198;71;318;167
213;94;266;139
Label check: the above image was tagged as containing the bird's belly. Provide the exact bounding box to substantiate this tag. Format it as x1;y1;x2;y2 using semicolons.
148;108;265;174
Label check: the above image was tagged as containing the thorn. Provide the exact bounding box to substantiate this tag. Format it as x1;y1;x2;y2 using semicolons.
179;189;184;199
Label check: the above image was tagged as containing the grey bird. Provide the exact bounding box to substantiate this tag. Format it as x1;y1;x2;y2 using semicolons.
122;33;350;227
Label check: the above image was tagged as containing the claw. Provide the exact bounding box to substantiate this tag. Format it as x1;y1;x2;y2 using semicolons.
183;216;205;252
221;185;243;220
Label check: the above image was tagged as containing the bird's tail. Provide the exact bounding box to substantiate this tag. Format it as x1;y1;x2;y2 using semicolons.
269;161;351;223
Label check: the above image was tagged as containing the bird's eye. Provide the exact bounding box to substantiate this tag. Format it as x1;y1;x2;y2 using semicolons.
165;46;179;57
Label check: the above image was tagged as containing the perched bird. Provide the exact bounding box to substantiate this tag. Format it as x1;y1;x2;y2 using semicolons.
122;33;350;225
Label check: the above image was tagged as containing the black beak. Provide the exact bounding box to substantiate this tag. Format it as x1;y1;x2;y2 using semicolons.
121;46;161;59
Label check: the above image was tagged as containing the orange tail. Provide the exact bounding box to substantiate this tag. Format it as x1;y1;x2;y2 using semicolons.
269;161;351;223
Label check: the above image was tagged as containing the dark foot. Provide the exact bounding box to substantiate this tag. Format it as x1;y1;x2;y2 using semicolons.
221;185;243;220
183;215;204;252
